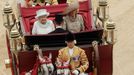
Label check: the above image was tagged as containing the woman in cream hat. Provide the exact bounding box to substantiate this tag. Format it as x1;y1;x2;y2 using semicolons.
32;9;55;35
62;0;85;33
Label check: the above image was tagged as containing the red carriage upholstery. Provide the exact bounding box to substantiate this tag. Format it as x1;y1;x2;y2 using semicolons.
98;44;113;75
18;47;93;74
19;1;92;34
17;45;113;75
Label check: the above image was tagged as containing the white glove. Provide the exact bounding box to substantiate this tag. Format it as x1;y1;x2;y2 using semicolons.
46;3;50;6
72;70;80;75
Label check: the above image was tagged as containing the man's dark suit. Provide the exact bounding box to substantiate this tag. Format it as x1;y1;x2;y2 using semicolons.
49;28;68;34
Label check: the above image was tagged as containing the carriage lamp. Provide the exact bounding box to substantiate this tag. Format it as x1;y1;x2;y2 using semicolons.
3;2;21;51
98;0;109;28
99;0;107;6
3;2;16;32
106;19;116;44
10;29;21;51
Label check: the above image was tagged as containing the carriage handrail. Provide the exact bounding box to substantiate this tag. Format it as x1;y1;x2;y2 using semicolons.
92;41;100;75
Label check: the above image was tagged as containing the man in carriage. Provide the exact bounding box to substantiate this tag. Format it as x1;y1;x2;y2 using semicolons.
57;32;89;75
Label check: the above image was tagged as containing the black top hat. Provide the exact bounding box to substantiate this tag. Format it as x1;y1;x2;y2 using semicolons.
65;32;75;41
54;13;63;25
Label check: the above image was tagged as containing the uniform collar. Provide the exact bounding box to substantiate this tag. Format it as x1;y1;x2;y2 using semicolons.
67;46;77;57
56;26;62;28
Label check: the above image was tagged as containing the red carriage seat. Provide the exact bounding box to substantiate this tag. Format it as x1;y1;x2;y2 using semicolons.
18;47;93;74
19;1;93;34
17;45;113;75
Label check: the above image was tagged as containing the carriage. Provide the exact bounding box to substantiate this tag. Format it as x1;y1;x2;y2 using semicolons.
3;0;115;75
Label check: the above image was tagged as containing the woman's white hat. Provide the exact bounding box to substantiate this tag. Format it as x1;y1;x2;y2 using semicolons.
35;9;50;19
63;0;79;15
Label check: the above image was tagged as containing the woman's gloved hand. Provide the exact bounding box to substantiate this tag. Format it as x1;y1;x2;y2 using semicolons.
72;69;80;75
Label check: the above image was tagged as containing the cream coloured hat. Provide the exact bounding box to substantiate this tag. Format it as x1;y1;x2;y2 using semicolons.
35;9;50;19
63;0;79;15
